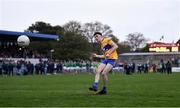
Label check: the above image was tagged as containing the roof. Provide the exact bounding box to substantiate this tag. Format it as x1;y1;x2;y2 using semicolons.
0;30;59;41
120;52;180;56
176;39;180;44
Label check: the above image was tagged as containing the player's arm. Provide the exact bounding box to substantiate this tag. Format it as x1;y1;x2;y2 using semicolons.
106;40;118;57
93;53;105;58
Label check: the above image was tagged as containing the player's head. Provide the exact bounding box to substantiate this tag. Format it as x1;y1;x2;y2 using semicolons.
93;32;103;42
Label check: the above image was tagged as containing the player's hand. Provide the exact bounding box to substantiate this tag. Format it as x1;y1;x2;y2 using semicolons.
92;53;97;57
105;53;110;58
90;53;96;60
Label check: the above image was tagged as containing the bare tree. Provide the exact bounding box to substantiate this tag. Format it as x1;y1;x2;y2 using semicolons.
63;21;82;34
82;21;112;43
126;32;147;51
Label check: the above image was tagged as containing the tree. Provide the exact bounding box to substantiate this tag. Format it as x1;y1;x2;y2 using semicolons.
63;21;82;35
118;41;131;53
126;32;147;51
55;32;91;60
25;21;63;35
139;44;149;52
82;21;112;43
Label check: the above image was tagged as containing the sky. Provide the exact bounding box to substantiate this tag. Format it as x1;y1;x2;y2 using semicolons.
0;0;180;43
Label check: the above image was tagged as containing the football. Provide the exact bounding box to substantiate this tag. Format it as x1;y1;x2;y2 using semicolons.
17;35;30;46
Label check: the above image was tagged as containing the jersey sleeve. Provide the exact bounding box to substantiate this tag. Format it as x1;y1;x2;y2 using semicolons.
107;37;114;45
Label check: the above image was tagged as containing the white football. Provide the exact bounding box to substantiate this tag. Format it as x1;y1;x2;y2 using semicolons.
17;35;30;46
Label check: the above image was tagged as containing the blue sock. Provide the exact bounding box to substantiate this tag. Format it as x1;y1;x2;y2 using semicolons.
102;86;106;91
93;82;98;88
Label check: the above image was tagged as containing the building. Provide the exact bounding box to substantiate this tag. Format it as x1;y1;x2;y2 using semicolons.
148;41;179;52
119;39;180;66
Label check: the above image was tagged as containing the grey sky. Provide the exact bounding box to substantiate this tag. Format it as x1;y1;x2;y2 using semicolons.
0;0;179;42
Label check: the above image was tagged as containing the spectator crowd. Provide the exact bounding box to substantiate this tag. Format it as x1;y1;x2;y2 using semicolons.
0;59;98;76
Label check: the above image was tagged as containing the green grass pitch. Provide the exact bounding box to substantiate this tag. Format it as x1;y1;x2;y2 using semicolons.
0;73;180;107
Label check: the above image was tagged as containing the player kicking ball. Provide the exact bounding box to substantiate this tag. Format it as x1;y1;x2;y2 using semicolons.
89;32;118;95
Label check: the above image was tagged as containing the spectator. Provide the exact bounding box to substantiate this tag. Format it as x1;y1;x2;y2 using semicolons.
166;61;172;74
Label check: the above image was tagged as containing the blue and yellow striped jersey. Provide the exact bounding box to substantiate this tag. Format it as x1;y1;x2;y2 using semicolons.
101;37;118;60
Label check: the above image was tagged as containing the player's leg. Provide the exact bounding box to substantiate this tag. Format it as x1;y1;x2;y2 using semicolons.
102;64;113;85
89;63;106;91
97;60;114;95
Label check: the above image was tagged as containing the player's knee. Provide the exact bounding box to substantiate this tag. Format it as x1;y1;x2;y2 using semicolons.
101;72;107;76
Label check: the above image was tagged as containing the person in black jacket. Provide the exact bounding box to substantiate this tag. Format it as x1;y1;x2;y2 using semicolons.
166;61;172;74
